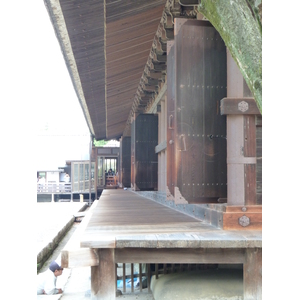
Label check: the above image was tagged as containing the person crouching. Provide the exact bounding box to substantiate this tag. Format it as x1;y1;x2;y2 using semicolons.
37;261;64;295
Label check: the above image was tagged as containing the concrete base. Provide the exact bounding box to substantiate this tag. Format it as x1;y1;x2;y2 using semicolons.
150;269;243;300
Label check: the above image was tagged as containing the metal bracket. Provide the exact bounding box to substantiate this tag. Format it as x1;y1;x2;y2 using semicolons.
239;215;250;227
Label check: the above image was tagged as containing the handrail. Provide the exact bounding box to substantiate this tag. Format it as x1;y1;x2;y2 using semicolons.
73;179;95;193
37;181;95;194
37;183;72;194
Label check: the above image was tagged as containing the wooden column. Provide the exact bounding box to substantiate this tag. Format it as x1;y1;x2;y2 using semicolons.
221;98;261;229
157;96;167;192
120;136;131;188
244;248;262;300
221;50;262;230
166;40;176;197
222;102;259;206
91;249;115;300
224;50;260;206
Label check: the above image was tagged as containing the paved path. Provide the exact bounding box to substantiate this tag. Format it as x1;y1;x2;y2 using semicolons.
37;202;87;270
36;202;153;299
37;202;87;299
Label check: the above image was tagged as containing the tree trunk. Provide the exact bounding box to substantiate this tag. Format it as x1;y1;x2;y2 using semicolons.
198;0;262;113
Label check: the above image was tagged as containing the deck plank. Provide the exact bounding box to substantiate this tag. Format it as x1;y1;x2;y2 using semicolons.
80;190;261;249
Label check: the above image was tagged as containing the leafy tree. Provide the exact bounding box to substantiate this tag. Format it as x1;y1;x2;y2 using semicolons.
93;139;108;147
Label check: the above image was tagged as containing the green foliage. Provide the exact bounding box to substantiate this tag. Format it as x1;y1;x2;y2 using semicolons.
198;0;262;113
93;139;108;147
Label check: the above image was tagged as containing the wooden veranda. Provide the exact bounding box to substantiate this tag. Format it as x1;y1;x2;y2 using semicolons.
62;189;262;299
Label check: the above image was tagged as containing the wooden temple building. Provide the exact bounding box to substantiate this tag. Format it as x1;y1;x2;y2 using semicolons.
44;1;262;299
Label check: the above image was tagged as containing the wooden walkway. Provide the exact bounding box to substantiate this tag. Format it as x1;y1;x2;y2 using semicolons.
80;189;261;250
81;189;210;248
68;189;262;299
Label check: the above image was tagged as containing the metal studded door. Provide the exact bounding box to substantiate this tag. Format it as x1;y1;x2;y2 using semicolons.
174;19;227;203
132;114;158;191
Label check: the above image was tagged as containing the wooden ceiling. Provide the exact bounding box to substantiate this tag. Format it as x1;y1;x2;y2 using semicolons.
44;0;198;140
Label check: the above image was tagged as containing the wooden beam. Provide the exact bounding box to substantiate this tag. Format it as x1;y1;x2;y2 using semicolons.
60;200;99;268
155;140;167;153
226;113;257;206
223;212;262;230
91;249;116;300
147;83;167;113
244;248;262;300
61;248;99;268
146;71;163;80
225;205;262;213
115;248;245;264
143;85;157;92
220;98;260;115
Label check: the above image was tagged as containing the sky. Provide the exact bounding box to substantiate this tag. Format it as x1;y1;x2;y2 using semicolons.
1;3;93;290
34;2;91;169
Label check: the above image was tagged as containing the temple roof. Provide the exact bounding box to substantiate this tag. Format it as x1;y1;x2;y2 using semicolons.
44;0;198;140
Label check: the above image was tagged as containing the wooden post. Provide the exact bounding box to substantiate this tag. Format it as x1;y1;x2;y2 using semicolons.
91;249;116;300
220;50;262;229
89;135;92;206
244;248;262;300
225;110;258;206
224;50;260;206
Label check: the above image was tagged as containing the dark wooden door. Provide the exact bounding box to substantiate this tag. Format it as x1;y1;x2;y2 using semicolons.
170;19;227;203
131;114;158;191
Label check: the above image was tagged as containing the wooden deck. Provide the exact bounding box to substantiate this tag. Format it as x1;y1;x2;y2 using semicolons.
80;189;261;250
72;189;261;299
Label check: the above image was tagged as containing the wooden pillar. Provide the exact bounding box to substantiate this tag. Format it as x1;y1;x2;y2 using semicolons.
89;135;92;206
224;50;260;206
130;113;136;190
221;50;262;229
225;110;258;206
91;249;116;300
244;248;262;300
157;103;162;192
166;40;176;197
120;136;131;188
157;96;167;192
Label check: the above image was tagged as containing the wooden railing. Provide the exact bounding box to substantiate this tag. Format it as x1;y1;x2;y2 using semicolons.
37;183;72;194
116;263;150;293
72;179;95;193
116;263;218;294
